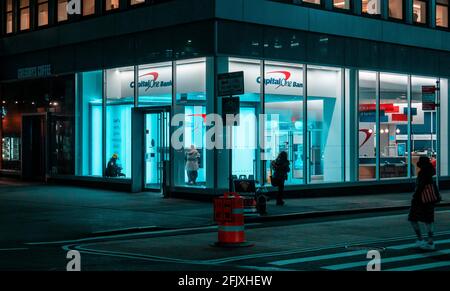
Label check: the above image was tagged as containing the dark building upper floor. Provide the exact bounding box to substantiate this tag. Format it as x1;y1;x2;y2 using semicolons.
1;0;450;56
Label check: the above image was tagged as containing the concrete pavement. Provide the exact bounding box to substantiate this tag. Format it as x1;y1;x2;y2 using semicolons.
0;180;449;245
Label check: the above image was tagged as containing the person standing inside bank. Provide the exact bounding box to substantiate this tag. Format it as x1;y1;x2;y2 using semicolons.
271;151;290;206
185;145;200;185
408;156;441;251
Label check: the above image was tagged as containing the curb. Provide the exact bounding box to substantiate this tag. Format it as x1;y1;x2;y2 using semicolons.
245;202;450;223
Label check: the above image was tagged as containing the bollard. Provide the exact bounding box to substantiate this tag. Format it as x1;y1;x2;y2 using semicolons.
212;192;253;248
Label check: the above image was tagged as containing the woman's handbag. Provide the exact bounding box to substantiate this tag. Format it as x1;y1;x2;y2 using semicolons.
271;176;280;187
421;183;441;204
269;164;280;187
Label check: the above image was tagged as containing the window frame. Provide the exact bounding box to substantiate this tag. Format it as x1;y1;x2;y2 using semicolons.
301;0;325;9
56;0;69;23
388;0;405;21
436;0;449;29
412;0;429;26
36;0;50;28
332;0;353;12
5;0;14;34
82;0;96;17
104;0;120;12
361;0;383;19
129;0;146;7
19;0;31;31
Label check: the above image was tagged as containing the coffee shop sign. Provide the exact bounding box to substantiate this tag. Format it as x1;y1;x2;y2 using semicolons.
18;64;52;79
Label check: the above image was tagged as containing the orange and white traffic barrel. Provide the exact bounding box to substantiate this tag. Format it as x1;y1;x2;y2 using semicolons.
212;192;253;247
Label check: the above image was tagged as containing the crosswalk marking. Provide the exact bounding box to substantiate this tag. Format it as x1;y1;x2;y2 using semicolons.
267;235;450;270
390;238;450;250
269;250;367;266
387;261;450;271
324;249;450;270
269;237;450;266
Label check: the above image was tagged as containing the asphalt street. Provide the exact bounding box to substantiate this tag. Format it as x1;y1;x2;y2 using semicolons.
2;207;449;271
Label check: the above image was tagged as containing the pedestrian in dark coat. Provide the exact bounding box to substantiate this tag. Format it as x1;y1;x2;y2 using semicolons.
408;156;438;251
271;151;290;206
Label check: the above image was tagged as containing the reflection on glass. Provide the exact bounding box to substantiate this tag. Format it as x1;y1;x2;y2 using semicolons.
264;61;303;186
76;71;103;176
411;76;438;177
358;71;377;180
105;67;135;178
379;73;408;179
228;58;260;181
307;66;343;183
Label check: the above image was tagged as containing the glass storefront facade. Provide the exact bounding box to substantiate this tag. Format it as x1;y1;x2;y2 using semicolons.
0;58;448;194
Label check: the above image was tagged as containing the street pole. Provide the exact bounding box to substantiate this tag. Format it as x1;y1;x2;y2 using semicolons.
436;80;441;190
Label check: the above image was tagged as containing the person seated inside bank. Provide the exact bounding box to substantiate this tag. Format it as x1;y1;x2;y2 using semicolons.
105;154;126;178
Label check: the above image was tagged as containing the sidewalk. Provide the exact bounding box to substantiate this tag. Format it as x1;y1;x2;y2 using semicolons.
0;181;449;244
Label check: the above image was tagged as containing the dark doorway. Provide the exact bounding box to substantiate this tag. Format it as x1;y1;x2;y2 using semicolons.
22;114;46;181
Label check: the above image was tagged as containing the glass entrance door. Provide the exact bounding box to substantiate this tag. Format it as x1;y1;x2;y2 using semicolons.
144;110;170;191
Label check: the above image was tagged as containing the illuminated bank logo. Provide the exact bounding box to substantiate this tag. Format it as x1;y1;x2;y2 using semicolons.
359;129;373;147
256;71;302;89
130;72;172;92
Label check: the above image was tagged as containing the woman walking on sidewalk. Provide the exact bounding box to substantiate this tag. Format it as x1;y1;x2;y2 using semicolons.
408;156;441;251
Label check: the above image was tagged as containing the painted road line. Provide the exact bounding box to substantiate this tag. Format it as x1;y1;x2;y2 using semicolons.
28;223;261;246
269;250;368;266
27;225;218;245
66;244;220;266
0;248;28;251
91;226;159;235
324;249;450;270
387;261;450;271
390;238;450;250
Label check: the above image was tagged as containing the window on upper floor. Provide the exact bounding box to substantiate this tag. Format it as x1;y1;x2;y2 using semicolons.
413;0;427;24
389;0;403;20
105;0;119;11
83;0;95;16
37;0;49;27
57;0;68;22
436;0;449;28
333;0;351;10
5;0;14;33
19;0;30;31
303;0;321;5
362;0;381;15
130;0;145;5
